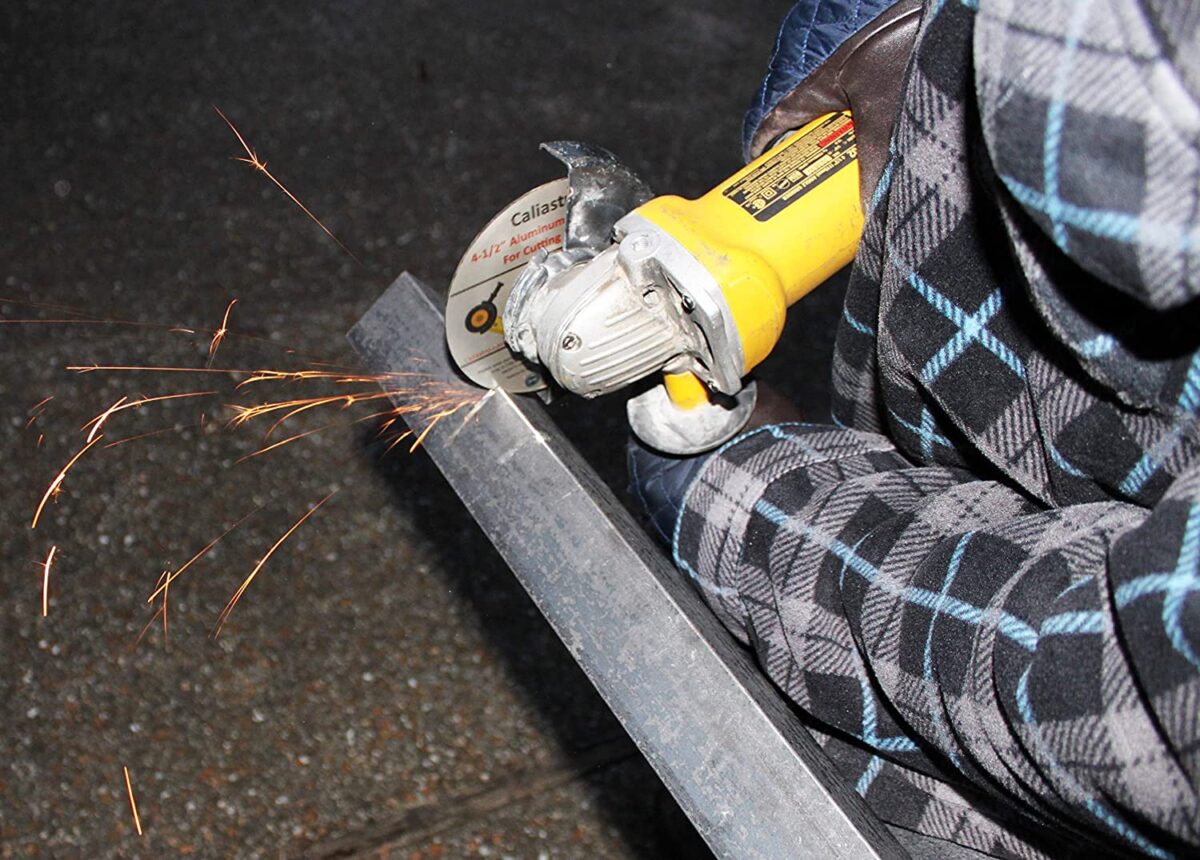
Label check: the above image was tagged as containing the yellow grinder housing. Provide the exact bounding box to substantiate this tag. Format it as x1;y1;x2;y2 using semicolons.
636;111;863;385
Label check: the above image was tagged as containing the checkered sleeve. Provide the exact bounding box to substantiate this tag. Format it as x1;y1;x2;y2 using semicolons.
676;0;1200;852
674;423;1200;857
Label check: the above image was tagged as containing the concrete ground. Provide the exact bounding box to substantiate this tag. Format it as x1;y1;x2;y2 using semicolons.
0;2;844;857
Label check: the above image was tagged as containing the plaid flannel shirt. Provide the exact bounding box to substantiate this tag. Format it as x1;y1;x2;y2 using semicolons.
669;0;1200;856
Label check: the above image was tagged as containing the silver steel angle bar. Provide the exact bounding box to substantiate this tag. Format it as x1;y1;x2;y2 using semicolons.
348;272;907;860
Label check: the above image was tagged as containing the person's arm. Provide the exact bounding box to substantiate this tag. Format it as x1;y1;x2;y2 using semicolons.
673;422;1200;857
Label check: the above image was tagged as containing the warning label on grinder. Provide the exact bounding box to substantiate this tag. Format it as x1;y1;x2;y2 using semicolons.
445;178;569;393
723;112;856;222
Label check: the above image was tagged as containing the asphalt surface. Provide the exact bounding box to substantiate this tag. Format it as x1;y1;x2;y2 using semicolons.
1;2;844;857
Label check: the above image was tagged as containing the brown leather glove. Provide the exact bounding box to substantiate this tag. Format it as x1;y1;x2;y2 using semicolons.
747;0;922;213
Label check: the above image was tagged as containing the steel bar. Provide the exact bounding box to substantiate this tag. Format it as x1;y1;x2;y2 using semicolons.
349;273;908;860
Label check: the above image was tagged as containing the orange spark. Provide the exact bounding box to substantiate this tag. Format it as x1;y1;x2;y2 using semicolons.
66;364;383;381
158;568;171;643
383;429;414;454
1;317;183;330
1;295;92;316
133;603;164;651
123;766;143;836
409;412;449;452
133;570;174;649
25;396;54;429
32;435;104;529
41;545;57;617
83;396;128;442
213;106;361;263
207;299;237;366
213;492;335;637
146;508;260;607
133;571;171;650
63;361;478;459
68;364;255;375
81;391;215;442
235;424;335;463
104;424;190;449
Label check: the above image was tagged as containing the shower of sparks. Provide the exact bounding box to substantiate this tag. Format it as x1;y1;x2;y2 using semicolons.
229;380;480;454
213;492;336;638
31;435;104;529
41;545;58;617
60;361;482;462
227;390;394;433
123;766;143;836
207;299;237;366
213;106;361;264
81;391;215;442
28;329;482;635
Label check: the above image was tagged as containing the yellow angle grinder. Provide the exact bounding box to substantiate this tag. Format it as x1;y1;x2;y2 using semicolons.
444;112;864;454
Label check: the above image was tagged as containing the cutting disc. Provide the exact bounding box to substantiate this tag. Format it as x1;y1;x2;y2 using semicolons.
446;178;569;392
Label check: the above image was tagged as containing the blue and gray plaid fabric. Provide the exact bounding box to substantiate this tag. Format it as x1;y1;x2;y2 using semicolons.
656;0;1200;856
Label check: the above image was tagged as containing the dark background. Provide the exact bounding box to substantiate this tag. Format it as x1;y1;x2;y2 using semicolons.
0;2;844;857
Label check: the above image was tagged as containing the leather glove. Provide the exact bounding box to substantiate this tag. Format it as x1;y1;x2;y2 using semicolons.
746;0;922;212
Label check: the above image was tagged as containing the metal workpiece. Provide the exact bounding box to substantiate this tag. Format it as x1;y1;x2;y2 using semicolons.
349;273;907;860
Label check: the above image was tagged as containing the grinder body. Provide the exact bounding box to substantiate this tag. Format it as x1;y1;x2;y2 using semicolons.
639;111;862;378
500;111;864;453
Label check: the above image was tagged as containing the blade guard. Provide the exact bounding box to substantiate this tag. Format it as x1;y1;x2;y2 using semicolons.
539;141;653;254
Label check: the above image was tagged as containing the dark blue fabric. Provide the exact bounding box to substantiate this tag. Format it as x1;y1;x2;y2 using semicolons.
742;0;899;159
627;440;712;545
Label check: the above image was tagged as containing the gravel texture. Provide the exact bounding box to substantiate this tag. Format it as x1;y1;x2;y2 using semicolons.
0;2;842;857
